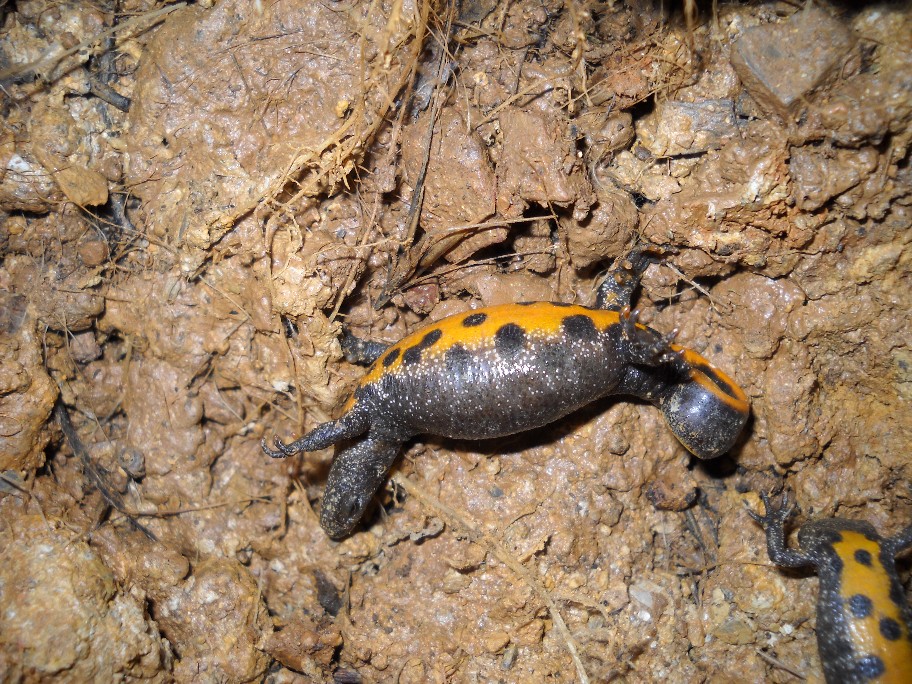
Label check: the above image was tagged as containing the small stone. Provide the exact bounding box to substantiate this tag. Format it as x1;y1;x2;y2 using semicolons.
585;112;634;161
789;145;879;211
646;477;698;512
484;630;510;654
77;239;109;267
402;283;439;315
730;7;855;118
441;568;472;594
629;580;668;618
563;184;637;269
53;165;109;207
264;618;342;671
446;542;487;572
69;330;102;363
712;615;754;645
636;99;738;157
501;643;518;670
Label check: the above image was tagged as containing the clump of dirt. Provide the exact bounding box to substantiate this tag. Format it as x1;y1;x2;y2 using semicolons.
0;515;172;681
1;1;910;682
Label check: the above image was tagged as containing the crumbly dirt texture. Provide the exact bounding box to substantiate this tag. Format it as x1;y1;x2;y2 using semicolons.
1;1;910;682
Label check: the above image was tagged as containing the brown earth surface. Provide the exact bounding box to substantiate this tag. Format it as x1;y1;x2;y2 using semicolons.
1;1;910;682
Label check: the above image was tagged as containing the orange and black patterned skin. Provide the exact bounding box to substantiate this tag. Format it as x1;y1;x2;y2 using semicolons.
750;493;912;684
264;250;750;538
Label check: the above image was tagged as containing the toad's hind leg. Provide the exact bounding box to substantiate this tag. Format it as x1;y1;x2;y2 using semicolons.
262;406;371;458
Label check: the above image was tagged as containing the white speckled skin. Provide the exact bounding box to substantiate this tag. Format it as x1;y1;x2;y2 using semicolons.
264;250;750;538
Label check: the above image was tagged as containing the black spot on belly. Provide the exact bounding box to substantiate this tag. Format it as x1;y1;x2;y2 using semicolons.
421;329;442;347
462;313;487;326
562;314;598;342
603;321;622;336
495;323;527;358
855;655;885;679
551;301;572;307
446;344;473;373
382;348;400;367
848;594;873;618
692;362;739;398
880;617;902;641
402;328;443;365
517;301;535;306
854;548;873;566
823;529;844;545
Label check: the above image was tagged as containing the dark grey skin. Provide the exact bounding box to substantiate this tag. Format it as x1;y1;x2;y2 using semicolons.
265;248;750;538
749;492;912;684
